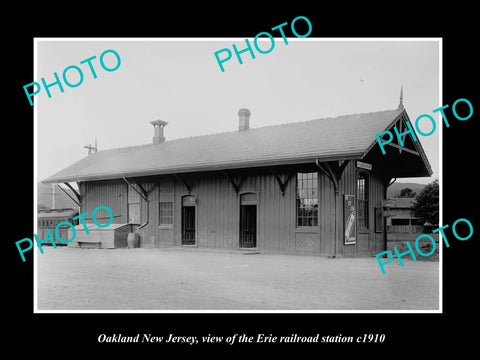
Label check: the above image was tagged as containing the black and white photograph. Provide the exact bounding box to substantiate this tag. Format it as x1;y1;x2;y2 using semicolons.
34;38;440;312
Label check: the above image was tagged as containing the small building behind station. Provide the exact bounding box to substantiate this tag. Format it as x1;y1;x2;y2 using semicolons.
37;208;79;245
385;197;424;242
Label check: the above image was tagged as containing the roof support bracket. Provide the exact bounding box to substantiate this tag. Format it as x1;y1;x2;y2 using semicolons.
385;142;419;156
388;177;397;187
63;182;81;203
315;159;350;196
58;183;80;207
123;176;149;202
315;161;335;184
122;176;150;231
323;162;339;195
221;170;244;197
336;160;350;180
130;177;149;200
268;167;293;196
172;173;192;195
145;182;160;197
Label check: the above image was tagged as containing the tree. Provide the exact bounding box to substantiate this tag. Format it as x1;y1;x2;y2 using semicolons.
412;179;439;226
399;187;416;198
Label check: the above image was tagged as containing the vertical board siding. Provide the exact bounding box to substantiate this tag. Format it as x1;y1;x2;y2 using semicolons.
318;171;335;256
79;163;385;256
136;179;157;247
370;172;386;253
170;170;297;253
173;182;182;247
266;174;272;252
258;174;266;252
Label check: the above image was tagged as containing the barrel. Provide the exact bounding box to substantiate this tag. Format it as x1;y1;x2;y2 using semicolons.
127;232;139;248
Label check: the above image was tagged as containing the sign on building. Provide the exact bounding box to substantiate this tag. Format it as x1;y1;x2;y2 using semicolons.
382;199;397;208
356;161;372;170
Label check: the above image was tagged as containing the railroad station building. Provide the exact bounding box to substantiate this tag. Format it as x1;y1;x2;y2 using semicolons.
43;96;432;257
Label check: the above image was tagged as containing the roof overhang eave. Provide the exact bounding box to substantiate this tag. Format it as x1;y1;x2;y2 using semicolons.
42;152;366;184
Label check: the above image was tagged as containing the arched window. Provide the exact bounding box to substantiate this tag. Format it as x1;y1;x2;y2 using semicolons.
357;172;369;230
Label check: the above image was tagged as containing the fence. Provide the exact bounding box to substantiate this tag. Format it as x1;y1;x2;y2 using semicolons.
387;225;423;234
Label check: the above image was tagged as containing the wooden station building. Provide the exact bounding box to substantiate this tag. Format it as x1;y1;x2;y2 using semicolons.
43;96;432;257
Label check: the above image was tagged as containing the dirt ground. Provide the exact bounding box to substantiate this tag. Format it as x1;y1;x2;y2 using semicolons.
387;239;440;262
36;247;440;311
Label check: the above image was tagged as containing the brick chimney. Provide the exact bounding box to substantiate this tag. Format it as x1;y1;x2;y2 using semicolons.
238;108;251;131
150;120;168;144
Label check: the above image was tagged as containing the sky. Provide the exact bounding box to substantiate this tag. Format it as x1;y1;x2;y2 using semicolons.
36;38;440;185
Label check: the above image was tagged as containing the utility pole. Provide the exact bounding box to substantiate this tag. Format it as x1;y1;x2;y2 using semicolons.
51;183;55;209
84;138;98;155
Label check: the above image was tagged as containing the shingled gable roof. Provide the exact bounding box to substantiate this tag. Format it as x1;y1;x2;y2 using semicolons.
43;107;426;184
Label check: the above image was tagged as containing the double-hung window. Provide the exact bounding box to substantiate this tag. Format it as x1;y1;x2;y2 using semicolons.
296;172;318;227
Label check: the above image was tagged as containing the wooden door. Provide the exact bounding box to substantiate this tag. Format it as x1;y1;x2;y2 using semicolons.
240;205;256;248
182;206;195;245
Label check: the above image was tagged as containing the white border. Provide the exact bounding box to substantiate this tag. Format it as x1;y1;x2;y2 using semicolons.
33;37;442;314
438;39;443;313
33;38;38;312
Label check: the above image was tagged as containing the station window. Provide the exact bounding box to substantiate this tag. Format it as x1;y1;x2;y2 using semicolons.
357;172;369;230
296;172;318;227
